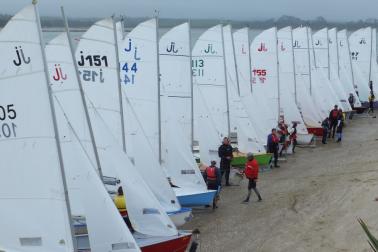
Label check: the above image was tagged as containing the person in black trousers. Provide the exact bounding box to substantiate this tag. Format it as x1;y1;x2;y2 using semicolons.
218;137;233;186
267;129;280;168
321;117;330;144
328;105;339;138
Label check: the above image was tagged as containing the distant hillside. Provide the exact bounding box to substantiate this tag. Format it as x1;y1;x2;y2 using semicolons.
1;14;378;30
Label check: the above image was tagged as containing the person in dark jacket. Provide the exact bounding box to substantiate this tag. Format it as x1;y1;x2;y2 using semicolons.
321;117;330;144
348;93;355;110
336;109;344;142
267;128;280;168
289;122;298;153
368;91;375;114
218;137;233;186
242;153;262;203
203;160;221;208
329;105;339;138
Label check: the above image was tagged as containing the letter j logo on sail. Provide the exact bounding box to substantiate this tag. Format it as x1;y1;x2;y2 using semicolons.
13;46;31;66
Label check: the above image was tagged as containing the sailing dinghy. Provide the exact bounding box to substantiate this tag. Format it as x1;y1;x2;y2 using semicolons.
159;22;217;206
75;18;191;225
277;26;314;145
292;27;323;136
48;16;192;251
222;25;271;165
0;4;76;251
349;28;375;102
47;30;142;252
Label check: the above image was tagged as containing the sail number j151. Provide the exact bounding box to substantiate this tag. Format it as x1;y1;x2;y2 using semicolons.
0;104;17;138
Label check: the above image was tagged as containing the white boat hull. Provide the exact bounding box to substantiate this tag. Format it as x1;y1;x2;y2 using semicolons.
297;134;314;145
167;207;192;227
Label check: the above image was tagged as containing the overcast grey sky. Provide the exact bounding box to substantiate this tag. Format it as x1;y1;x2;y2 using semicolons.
2;0;377;21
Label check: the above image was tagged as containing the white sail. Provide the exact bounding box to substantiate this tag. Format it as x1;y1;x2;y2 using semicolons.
75;19;124;148
277;26;309;134
313;28;350;111
159;22;192;147
119;19;160;156
0;5;74;251
116;19;181;213
349;28;373;101
328;28;352;111
46;32;140;252
76;19;180;225
337;29;362;107
370;28;378;93
72;142;140;252
223;25;264;153
192;25;229;140
292;27;323;125
159;23;207;189
250;27;279;129
233;28;269;142
87;111;178;236
193;84;223;165
312;28;343;112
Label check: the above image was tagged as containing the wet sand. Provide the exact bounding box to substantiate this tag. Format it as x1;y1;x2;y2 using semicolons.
184;115;378;252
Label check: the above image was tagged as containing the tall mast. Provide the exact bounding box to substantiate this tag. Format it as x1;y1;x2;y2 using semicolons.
34;2;77;251
112;17;127;153
306;27;313;95
188;20;195;152
221;25;231;137
275;27;281;122
326;28;331;80
60;6;104;181
369;27;373;84
290;27;298;104
335;28;340;77
247;27;254;94
346;30;356;92
155;12;162;163
230;26;241;96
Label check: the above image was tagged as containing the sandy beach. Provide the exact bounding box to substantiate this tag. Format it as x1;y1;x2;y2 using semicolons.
184;115;378;252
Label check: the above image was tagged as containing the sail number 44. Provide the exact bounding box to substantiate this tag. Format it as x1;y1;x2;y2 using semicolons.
0;104;17;138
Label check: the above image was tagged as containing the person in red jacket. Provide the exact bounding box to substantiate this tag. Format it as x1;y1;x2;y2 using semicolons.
242;153;262;203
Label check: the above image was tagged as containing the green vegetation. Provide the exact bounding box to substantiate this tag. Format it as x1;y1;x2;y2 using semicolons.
1;14;378;29
358;218;378;251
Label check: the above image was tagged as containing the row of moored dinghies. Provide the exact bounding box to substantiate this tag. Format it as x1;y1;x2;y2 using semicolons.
0;2;377;252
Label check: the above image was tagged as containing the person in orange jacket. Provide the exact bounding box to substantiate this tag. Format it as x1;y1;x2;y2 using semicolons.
242;153;262;203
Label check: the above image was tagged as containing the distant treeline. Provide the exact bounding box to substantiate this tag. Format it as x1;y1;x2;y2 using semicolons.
1;14;378;30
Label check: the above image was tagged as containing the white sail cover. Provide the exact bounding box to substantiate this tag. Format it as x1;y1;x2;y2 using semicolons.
159;23;207;189
46;33;140;252
119;19;160;156
250;28;280;129
349;28;373;101
233;28;269;142
223;25;264;153
277;27;309;134
115;19;180;212
292;27;323;126
0;5;74;251
192;25;229;140
337;29;362;107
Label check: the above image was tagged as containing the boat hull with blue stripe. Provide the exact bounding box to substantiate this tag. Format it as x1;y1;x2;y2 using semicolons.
174;187;217;207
